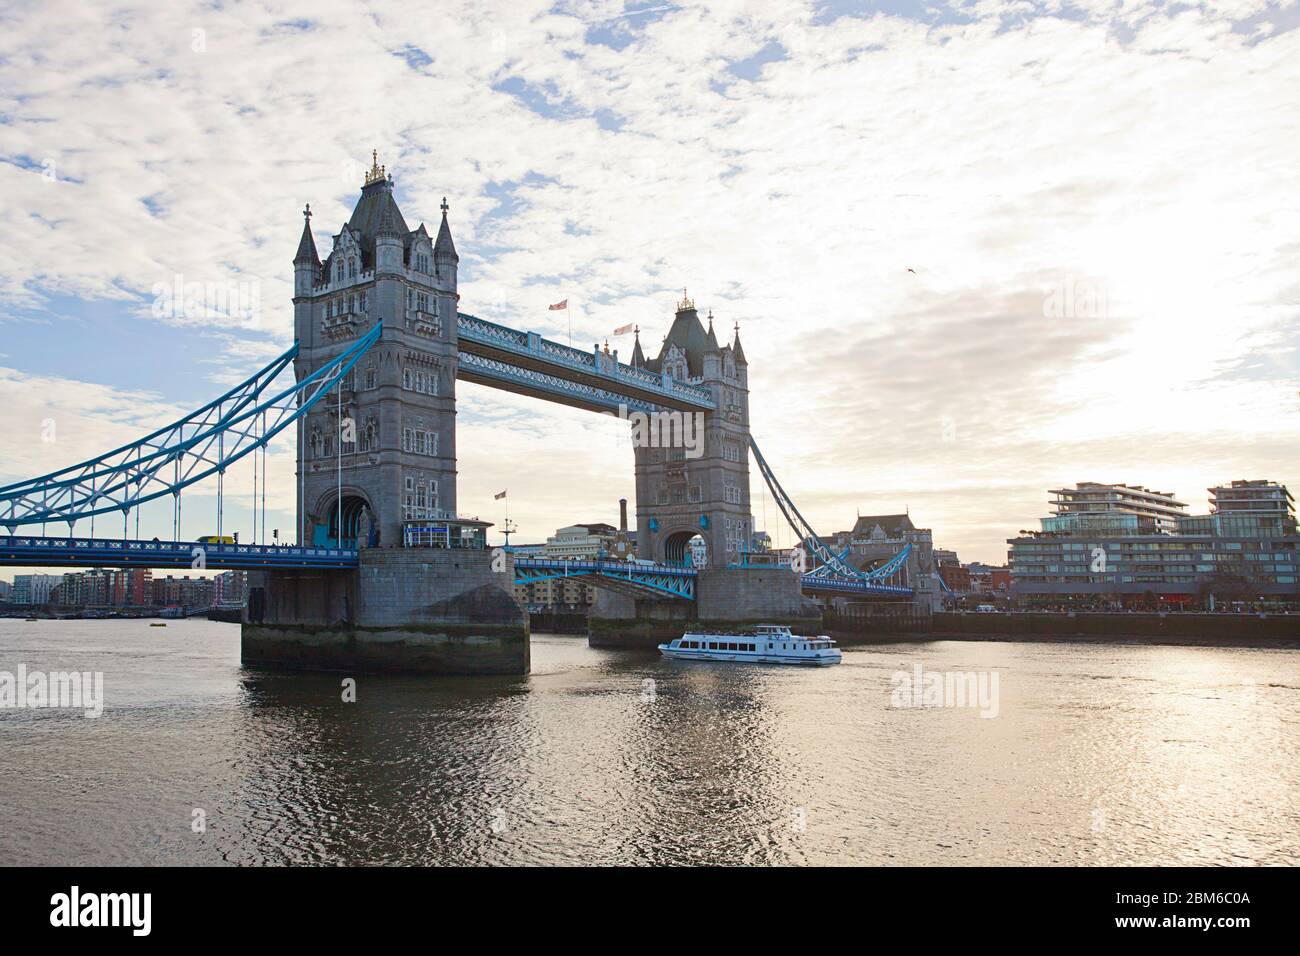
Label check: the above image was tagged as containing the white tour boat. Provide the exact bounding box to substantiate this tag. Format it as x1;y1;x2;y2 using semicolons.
658;624;842;666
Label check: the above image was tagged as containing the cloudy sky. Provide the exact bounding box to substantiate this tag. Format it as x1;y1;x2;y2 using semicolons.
1;0;1297;565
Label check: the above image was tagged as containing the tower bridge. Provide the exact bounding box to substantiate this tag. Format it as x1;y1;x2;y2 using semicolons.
0;154;918;673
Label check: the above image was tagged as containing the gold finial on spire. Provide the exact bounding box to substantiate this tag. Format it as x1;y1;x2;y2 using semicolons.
677;288;694;311
364;149;386;186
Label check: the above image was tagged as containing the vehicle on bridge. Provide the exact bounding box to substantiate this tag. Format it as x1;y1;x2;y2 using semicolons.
196;535;236;545
659;624;842;666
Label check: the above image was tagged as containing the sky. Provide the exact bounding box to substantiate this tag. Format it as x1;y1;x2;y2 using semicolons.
0;0;1297;566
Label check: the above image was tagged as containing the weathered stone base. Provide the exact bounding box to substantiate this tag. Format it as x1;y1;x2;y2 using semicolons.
589;566;823;649
242;622;529;674
588;588;695;648
242;548;528;675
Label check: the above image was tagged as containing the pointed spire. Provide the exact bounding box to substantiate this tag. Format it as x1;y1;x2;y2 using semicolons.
630;326;645;367
295;203;320;265
364;149;387;186
375;196;401;239
731;320;747;365
705;309;720;350
434;196;458;262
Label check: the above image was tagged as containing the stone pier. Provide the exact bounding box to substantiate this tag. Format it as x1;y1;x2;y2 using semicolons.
588;566;822;648
243;548;529;675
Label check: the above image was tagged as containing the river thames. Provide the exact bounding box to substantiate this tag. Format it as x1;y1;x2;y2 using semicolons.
0;619;1295;866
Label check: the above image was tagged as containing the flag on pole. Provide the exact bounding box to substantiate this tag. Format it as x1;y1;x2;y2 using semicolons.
548;299;568;311
612;322;634;335
494;490;507;500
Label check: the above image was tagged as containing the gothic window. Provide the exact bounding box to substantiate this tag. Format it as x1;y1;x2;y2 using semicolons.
361;291;368;311
309;425;323;458
414;370;425;393
403;475;439;519
364;365;376;390
348;258;356;278
335;259;344;282
402;427;413;453
402;367;413;390
363;417;377;451
425;430;438;456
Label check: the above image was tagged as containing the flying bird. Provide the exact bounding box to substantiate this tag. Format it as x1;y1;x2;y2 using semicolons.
906;267;917;274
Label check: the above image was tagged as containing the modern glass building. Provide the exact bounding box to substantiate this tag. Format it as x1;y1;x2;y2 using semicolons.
1048;482;1187;533
1009;482;1299;608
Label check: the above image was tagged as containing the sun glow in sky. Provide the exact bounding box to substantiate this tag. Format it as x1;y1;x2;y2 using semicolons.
0;0;1297;563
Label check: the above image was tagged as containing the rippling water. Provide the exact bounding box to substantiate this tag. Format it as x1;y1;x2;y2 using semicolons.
0;619;1295;865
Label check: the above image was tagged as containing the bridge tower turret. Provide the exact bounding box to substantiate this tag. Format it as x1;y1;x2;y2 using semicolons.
294;204;321;297
633;292;753;569
292;151;459;548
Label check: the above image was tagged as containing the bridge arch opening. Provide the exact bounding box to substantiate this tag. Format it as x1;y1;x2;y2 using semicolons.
324;494;373;548
664;530;707;568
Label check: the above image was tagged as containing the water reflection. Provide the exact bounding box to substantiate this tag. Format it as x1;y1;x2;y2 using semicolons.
0;622;1295;865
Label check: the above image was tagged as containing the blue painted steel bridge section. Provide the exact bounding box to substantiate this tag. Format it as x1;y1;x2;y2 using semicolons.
0;535;358;571
512;556;914;601
456;313;714;414
513;557;697;600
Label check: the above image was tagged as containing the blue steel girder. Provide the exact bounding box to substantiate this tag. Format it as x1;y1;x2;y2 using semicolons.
0;324;382;530
513;557;695;600
862;542;912;581
800;573;913;597
0;534;358;570
457;312;714;412
458;351;665;415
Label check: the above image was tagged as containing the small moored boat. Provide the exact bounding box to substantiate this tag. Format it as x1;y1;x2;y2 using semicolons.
659;624;842;666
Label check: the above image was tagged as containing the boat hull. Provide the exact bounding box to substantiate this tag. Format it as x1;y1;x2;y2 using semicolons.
658;647;841;667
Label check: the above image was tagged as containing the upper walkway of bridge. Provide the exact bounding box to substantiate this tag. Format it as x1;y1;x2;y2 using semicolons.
456;312;715;414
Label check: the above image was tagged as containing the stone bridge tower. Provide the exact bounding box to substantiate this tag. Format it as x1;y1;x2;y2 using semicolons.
292;152;460;547
631;293;754;568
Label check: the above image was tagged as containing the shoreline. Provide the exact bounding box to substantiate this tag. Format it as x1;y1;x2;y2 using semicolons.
830;630;1300;651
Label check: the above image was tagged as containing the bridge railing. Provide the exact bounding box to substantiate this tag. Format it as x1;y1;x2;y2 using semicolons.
513;557;697;577
0;535;358;567
458;312;713;407
799;574;913;596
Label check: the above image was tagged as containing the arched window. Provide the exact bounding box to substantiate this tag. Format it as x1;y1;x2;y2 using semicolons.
348;258;356;278
335;259;344;282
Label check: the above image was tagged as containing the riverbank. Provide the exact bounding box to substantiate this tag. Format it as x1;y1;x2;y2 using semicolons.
826;609;1300;650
